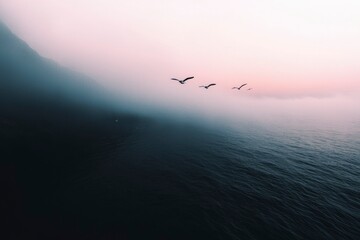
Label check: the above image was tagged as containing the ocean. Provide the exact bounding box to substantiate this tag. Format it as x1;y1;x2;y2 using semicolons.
2;107;359;240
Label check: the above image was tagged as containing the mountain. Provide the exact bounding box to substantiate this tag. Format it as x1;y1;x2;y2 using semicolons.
0;21;141;138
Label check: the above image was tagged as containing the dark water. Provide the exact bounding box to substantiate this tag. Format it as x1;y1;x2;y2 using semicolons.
2;113;359;240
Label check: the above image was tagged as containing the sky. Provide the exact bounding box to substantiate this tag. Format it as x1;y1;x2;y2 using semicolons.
0;0;360;101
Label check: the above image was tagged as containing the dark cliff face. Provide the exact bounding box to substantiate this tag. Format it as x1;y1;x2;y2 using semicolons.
0;22;148;173
0;22;142;138
0;23;97;108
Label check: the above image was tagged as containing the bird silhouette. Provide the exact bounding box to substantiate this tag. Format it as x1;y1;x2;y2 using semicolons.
248;88;252;91
171;76;194;84
232;83;247;90
199;83;216;89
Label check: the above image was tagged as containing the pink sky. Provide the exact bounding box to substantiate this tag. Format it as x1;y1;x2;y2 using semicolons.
1;0;360;98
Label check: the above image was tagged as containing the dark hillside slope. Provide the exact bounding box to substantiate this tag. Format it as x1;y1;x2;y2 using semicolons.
0;22;148;239
0;22;142;137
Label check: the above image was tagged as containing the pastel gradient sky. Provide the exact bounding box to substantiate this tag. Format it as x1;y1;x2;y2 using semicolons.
1;0;360;99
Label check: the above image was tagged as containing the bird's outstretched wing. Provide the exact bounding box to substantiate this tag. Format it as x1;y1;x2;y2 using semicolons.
199;86;205;88
183;76;194;82
232;87;238;89
208;83;216;87
171;78;180;81
239;83;247;89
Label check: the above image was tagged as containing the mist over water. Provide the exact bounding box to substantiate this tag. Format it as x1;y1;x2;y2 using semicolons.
5;79;359;239
111;77;360;135
105;92;360;239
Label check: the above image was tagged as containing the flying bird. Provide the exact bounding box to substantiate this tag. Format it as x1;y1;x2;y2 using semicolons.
199;83;216;89
248;88;252;91
232;83;247;90
171;76;194;84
